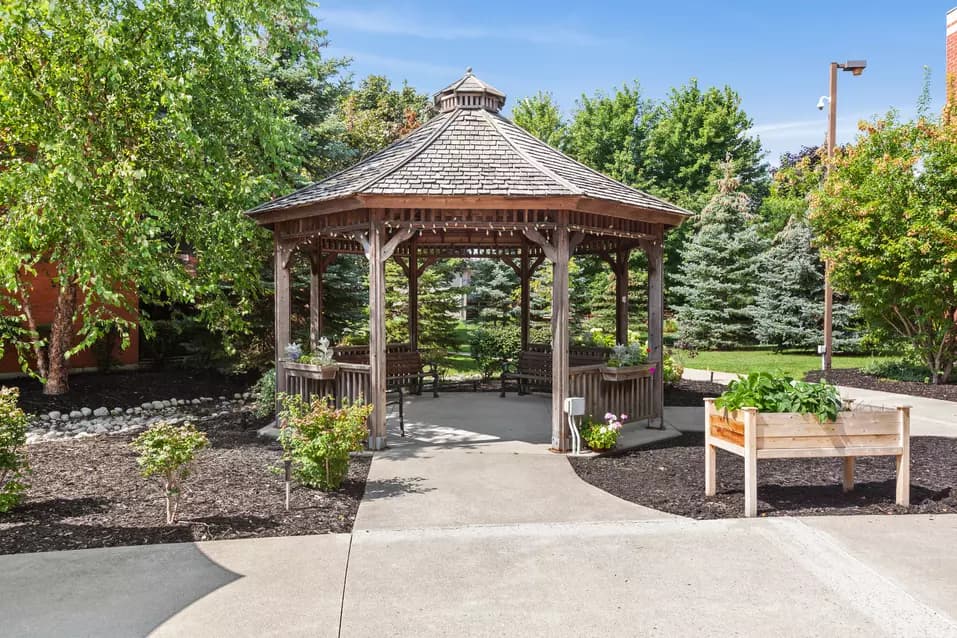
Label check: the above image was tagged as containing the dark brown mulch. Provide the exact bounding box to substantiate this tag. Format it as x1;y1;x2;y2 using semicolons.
0;410;370;555
664;379;725;406
7;368;259;414
570;432;957;519
805;368;957;402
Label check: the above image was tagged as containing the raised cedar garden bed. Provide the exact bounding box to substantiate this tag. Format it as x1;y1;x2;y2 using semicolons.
705;399;911;517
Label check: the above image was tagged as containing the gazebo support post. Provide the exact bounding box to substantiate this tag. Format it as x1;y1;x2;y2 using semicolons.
274;236;292;410
408;234;419;350
366;216;388;450
645;236;665;429
614;246;631;345
308;246;323;351
551;221;571;452
520;240;530;351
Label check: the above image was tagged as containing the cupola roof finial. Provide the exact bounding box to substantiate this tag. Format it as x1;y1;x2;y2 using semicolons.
433;68;505;113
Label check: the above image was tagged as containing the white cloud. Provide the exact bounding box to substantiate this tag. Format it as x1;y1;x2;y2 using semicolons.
319;7;606;47
329;47;462;78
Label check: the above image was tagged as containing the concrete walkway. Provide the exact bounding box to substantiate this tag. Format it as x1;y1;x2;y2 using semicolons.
4;391;957;637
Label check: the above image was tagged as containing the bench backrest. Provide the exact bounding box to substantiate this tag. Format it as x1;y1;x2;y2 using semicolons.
517;351;552;377
387;351;423;379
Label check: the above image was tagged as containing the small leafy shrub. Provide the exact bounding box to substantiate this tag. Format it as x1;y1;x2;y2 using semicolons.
279;394;372;491
470;325;521;380
252;368;277;417
132;423;209;524
581;412;626;451
861;358;936;384
607;342;649;368
662;350;684;385
664;318;679;334
0;387;29;513
284;342;303;362
715;372;842;422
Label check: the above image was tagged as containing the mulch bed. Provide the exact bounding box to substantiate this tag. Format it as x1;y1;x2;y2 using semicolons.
6;368;259;414
805;368;957;402
570;433;957;519
664;379;725;406
0;410;370;554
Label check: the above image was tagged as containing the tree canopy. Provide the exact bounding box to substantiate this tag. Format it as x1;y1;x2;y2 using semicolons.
0;0;325;392
810;112;957;383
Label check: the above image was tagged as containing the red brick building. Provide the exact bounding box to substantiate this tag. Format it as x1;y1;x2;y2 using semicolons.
949;8;957;97
0;264;139;377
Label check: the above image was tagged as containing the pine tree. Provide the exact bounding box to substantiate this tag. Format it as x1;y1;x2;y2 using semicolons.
673;163;767;349
466;259;518;325
751;218;859;351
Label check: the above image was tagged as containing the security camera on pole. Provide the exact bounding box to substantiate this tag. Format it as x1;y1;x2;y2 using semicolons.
819;59;866;372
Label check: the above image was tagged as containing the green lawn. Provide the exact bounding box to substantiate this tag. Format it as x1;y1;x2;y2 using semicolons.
679;349;892;379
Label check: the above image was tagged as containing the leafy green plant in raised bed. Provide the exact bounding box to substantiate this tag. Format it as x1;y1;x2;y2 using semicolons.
132;423;209;524
252;368;277;418
0;387;29;513
714;372;842;422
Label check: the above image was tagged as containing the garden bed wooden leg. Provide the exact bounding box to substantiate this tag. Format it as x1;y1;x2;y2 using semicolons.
842;457;855;493
896;406;911;507
704;400;716;496
705;442;716;497
743;407;758;518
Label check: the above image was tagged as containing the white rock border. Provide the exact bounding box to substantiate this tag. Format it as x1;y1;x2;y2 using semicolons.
27;392;255;444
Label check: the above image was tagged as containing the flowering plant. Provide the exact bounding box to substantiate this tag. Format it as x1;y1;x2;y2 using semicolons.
284;342;302;362
607;342;650;368
581;411;627;451
300;337;336;366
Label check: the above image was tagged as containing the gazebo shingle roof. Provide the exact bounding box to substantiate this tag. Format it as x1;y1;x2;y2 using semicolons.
249;71;690;223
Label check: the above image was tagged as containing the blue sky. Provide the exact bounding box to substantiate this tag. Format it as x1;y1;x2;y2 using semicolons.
316;1;955;164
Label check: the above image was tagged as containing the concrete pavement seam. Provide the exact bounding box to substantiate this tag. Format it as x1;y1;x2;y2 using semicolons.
758;518;957;637
337;533;354;638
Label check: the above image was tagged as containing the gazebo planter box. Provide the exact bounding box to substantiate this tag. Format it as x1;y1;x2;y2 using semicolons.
703;399;911;518
284;361;339;381
600;364;654;382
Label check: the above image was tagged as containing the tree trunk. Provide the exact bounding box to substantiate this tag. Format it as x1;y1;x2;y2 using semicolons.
43;281;78;396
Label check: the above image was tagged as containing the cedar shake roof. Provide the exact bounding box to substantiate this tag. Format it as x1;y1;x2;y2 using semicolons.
248;71;691;223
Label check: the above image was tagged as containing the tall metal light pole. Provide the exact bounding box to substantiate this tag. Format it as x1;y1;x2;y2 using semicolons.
821;59;866;372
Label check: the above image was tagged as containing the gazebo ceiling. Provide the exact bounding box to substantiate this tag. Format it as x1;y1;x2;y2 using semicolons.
248;69;691;228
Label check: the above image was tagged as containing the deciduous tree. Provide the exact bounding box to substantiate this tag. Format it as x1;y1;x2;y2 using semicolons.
810;112;957;383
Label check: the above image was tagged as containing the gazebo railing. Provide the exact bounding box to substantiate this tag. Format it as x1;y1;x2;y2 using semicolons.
568;363;657;425
282;361;371;407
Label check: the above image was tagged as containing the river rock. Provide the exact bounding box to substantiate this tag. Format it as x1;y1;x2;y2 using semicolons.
93;407;109;417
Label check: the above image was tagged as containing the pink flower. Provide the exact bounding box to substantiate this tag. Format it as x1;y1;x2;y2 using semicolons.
604;412;615;421
620;413;628;420
649;366;657;375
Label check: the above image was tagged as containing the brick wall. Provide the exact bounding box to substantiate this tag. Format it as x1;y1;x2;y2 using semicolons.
0;262;139;376
948;8;957;100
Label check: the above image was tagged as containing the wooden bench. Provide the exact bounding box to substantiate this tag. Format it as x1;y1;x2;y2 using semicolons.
500;347;608;397
334;346;439;436
704;399;911;517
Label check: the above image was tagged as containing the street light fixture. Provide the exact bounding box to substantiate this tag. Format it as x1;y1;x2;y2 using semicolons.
821;59;866;372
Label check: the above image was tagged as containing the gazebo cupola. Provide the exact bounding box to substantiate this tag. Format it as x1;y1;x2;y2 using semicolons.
433;68;506;113
248;69;690;452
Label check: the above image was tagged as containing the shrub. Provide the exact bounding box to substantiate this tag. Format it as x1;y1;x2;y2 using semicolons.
279;394;371;491
607;342;649;368
470;325;521;380
252;368;277;418
580;412;625;451
715;372;842;422
0;387;29;514
662;350;684;385
862;358;937;384
132;423;209;524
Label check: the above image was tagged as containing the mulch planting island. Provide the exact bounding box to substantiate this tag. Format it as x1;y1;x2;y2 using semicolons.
0;410;370;554
806;368;957;402
570;433;957;519
8;368;259;414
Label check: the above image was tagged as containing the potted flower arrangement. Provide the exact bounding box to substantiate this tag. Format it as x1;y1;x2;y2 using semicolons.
581;412;627;452
286;337;339;380
601;342;656;382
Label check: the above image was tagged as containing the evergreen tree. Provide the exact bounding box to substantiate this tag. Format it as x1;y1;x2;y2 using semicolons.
673;164;767;349
466;259;518;325
750;218;859;351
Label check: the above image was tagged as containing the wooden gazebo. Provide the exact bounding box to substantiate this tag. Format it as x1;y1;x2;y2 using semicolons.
248;70;689;451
